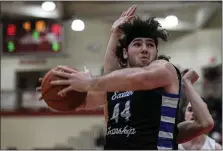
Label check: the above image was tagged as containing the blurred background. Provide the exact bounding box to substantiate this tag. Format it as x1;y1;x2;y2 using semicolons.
0;1;222;149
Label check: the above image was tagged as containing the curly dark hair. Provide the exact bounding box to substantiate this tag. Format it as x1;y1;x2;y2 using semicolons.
116;16;169;68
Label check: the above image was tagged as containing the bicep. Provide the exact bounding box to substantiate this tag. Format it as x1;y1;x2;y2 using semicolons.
142;61;177;89
177;121;207;143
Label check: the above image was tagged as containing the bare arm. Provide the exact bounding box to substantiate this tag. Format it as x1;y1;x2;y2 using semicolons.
88;60;176;92
103;6;136;74
103;33;119;123
103;33;121;74
177;78;214;143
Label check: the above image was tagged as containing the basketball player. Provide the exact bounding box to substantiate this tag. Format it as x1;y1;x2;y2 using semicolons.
178;102;221;150
38;5;214;150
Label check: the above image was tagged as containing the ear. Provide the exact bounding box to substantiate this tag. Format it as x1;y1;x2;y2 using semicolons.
123;48;128;59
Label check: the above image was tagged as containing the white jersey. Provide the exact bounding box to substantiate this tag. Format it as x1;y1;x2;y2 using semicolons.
178;135;216;150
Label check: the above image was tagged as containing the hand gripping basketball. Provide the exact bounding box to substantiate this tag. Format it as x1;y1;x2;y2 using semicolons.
50;65;92;95
36;66;89;111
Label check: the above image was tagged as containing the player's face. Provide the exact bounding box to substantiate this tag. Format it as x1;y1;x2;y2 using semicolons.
185;103;195;121
123;38;157;67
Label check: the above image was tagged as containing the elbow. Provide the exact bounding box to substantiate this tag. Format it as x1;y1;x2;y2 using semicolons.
201;117;214;133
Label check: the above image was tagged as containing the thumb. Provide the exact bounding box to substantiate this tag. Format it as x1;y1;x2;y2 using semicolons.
83;66;92;76
182;68;190;76
84;66;89;73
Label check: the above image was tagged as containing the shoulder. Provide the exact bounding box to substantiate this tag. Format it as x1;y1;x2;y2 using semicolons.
150;60;177;71
149;60;179;79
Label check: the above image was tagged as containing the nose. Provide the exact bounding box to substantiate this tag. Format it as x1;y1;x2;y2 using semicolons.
141;44;148;54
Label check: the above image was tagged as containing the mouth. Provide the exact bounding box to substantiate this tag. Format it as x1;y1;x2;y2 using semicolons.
190;117;195;121
140;56;149;60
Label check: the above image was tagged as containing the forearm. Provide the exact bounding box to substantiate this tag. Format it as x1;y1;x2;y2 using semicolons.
88;63;171;92
182;79;213;126
103;32;121;74
90;68;145;91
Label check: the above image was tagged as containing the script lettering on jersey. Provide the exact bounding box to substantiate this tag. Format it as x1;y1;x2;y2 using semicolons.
111;91;134;100
107;126;136;137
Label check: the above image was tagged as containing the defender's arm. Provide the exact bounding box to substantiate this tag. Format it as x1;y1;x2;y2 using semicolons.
177;79;214;143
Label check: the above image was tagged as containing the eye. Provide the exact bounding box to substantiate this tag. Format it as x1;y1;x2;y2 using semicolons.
147;43;155;47
133;42;141;47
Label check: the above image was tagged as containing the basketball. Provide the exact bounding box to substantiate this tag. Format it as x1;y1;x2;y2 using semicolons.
41;67;87;111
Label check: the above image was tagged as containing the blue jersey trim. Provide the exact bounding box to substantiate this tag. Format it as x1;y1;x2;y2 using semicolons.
157;137;173;148
162;92;180;98
161;106;177;118
159;121;175;133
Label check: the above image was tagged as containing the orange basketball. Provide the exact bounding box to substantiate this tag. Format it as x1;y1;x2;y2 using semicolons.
41;67;87;111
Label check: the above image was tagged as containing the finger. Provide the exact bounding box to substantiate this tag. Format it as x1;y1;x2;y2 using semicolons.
36;87;42;92
121;11;126;17
84;66;88;73
56;65;77;73
84;66;90;74
84;66;92;77
193;73;199;82
51;79;71;85
182;68;190;76
183;68;190;73
130;6;137;16
123;6;132;16
122;11;128;16
51;70;72;78
58;86;73;96
123;16;134;24
126;15;134;22
192;77;199;84
127;5;137;16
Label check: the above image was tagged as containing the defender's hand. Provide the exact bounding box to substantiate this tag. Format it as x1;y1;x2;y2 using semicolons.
182;69;199;84
111;5;137;34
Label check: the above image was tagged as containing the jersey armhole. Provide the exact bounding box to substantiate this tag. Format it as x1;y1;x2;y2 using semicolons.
154;64;182;98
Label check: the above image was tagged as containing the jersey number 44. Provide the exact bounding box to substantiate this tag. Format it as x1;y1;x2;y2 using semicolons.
110;100;131;123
